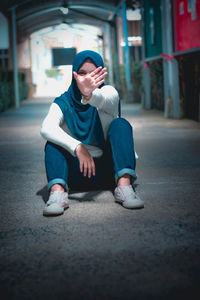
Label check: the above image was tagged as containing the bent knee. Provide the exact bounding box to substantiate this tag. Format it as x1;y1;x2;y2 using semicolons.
109;117;132;132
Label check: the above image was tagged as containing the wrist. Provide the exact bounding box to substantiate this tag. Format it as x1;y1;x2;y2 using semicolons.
82;93;92;101
75;143;83;155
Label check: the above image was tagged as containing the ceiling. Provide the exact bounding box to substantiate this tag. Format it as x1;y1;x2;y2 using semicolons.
0;0;141;38
0;1;120;37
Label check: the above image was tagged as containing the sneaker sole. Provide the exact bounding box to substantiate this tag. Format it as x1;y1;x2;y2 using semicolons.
122;202;144;209
43;205;69;216
115;199;144;209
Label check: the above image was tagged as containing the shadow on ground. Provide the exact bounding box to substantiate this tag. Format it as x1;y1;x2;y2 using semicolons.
36;185;111;203
0;97;200;300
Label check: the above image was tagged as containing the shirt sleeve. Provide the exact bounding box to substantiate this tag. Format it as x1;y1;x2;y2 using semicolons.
40;103;81;156
81;85;119;117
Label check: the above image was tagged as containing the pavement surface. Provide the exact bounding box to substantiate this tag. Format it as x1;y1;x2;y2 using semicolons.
0;97;200;300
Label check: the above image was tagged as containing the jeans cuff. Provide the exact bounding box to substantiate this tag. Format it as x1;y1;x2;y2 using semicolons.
48;178;68;191
115;168;138;182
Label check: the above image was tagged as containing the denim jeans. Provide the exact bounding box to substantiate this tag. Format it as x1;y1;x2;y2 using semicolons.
44;118;137;191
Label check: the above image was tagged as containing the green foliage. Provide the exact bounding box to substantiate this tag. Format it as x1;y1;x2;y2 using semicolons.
148;59;164;110
119;61;142;102
131;61;142;103
0;69;29;112
45;69;60;78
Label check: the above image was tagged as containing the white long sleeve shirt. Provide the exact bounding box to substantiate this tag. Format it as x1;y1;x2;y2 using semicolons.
40;85;119;158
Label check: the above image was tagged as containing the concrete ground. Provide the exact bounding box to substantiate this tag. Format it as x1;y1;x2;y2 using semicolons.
0;97;200;300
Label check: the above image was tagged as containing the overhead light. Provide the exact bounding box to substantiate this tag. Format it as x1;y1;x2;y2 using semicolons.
127;9;141;21
128;36;142;41
60;7;69;14
120;36;142;46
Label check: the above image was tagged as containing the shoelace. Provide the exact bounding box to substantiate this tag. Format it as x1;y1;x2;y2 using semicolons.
126;186;137;198
118;186;137;200
48;191;65;205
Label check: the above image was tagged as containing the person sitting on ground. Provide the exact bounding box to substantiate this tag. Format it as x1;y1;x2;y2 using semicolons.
40;50;144;216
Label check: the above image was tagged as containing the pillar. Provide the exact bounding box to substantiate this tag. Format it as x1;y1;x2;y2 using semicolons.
112;16;122;95
141;5;152;109
143;65;151;109
161;0;180;118
106;23;114;86
11;7;20;109
122;1;132;100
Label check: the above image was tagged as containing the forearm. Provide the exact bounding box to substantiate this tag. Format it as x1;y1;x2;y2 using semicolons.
40;103;81;156
81;85;119;117
40;123;81;156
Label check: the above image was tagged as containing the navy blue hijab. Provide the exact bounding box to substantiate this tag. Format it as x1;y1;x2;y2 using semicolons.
54;50;105;149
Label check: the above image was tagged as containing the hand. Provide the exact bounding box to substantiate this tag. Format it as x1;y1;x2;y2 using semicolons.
75;144;95;178
73;66;108;100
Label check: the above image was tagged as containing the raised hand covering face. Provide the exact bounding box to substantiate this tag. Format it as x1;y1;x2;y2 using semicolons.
73;60;107;100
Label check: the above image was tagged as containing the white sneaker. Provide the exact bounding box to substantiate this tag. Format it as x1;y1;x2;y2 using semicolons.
43;191;69;216
114;185;144;209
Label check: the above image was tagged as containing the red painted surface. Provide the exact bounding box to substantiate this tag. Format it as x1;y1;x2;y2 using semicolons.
174;0;200;51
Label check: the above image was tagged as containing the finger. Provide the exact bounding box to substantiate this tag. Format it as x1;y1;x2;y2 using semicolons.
79;160;83;173
95;79;105;88
87;158;95;178
91;159;95;176
93;68;107;80
95;74;107;87
95;72;108;83
83;161;88;177
90;66;102;77
88;163;92;178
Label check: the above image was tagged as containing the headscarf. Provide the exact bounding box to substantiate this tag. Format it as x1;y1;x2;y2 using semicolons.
54;50;105;149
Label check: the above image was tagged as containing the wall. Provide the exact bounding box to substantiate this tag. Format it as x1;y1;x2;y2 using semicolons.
174;0;200;51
